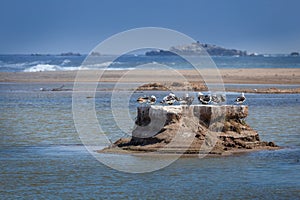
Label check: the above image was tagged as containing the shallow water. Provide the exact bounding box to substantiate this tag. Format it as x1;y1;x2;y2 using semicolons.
1;83;300;199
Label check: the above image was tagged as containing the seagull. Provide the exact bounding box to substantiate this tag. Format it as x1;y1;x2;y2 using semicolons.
179;93;194;105
137;96;149;104
149;95;157;104
137;95;157;105
211;93;226;104
211;94;220;104
197;92;211;105
168;92;176;99
160;92;177;105
220;94;226;103
235;92;246;104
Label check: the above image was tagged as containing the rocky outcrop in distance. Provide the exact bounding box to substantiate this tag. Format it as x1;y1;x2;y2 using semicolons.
290;52;299;56
59;52;81;56
146;42;247;56
137;82;207;91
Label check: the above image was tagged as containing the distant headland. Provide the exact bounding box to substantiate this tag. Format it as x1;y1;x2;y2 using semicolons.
145;42;300;57
30;52;82;56
146;42;247;56
24;43;299;57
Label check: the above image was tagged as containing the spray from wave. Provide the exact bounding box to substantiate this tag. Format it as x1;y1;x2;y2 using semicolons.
23;62;134;72
24;64;62;72
23;64;91;72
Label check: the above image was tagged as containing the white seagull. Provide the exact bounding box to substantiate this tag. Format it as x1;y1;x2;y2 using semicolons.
137;96;149;105
137;95;157;105
161;92;177;105
149;95;157;104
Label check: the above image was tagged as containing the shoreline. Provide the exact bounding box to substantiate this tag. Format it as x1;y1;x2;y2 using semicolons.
98;145;281;157
0;68;299;84
1;68;300;93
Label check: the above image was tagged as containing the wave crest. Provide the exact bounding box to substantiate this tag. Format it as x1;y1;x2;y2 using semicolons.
24;64;62;72
23;64;86;72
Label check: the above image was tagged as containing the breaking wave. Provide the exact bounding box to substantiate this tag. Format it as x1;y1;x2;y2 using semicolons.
61;59;71;65
23;63;134;72
23;64;84;72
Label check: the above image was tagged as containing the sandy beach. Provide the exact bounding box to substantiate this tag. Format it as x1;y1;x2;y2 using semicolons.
1;68;299;93
1;68;299;84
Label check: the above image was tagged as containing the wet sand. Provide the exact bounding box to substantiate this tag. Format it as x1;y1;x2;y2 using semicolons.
1;68;299;84
1;69;300;93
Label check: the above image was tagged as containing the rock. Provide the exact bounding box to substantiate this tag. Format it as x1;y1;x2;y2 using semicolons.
290;52;299;56
145;42;248;56
136;82;207;91
136;83;169;91
90;51;101;56
60;52;81;56
101;105;278;155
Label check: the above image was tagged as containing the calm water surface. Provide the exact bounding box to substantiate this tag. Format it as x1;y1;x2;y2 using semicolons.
1;83;300;199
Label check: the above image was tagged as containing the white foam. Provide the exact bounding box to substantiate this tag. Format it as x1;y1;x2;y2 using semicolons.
23;64;89;72
105;67;135;71
87;61;123;68
22;60;133;72
23;63;134;72
1;60;49;69
61;59;71;65
24;64;62;72
95;61;114;67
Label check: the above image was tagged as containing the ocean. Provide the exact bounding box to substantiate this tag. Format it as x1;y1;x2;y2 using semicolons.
1;54;300;199
0;54;300;72
1;82;300;199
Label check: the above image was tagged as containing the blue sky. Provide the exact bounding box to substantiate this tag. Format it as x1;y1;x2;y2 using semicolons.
1;0;299;54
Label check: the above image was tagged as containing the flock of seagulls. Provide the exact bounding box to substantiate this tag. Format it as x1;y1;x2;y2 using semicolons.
137;92;246;106
137;95;157;105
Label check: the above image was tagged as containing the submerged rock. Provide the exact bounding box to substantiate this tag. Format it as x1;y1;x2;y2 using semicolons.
102;105;278;155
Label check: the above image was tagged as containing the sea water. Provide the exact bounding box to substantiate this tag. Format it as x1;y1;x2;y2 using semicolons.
1;54;300;72
1;83;299;199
